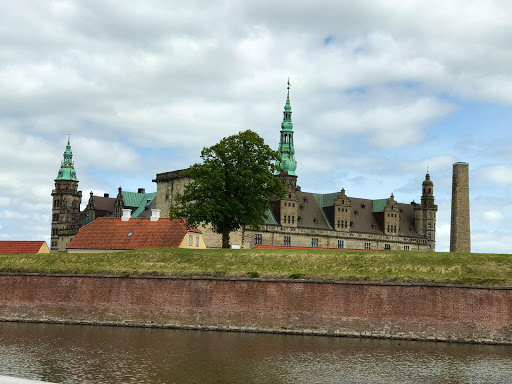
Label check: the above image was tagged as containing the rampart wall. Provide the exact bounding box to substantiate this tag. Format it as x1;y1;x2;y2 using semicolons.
1;274;510;344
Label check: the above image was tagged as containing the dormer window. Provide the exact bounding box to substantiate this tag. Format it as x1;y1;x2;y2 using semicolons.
303;197;308;203
127;232;133;237
313;218;319;224
361;204;365;209
300;204;304;210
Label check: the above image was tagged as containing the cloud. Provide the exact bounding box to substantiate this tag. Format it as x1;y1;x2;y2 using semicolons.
481;165;512;186
482;211;505;223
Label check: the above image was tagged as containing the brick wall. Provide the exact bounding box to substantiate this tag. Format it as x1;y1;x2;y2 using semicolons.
0;274;510;344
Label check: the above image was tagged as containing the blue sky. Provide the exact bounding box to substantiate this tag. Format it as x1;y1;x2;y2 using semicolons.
1;0;512;253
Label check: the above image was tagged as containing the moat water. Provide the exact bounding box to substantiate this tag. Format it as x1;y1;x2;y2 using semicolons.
0;322;511;384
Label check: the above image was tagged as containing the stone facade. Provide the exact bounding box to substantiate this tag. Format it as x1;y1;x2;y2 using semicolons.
450;162;471;253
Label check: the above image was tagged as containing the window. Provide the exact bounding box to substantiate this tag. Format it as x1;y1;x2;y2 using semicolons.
283;215;287;224
364;242;371;250
404;245;410;251
361;204;365;209
337;220;340;228
284;202;287;207
428;223;432;230
292;203;295;207
311;238;318;248
189;235;193;246
429;211;432;218
298;216;303;223
428;233;432;240
284;236;291;247
196;236;200;247
254;234;262;245
338;207;340;212
288;216;291;224
384;244;391;250
394;225;397;233
387;225;390;232
337;240;344;249
292;216;294;224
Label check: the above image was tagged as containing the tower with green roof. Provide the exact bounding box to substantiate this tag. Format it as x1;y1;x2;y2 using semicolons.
51;131;82;252
273;79;299;227
276;78;297;177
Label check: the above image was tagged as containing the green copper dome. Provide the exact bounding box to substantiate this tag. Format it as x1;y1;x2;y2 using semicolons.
276;79;297;176
55;133;78;181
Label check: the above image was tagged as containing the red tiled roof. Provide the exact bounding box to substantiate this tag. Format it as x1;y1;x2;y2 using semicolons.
0;241;48;255
254;245;375;252
67;217;201;250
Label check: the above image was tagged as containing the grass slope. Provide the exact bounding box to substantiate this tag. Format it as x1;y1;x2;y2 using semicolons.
0;248;511;286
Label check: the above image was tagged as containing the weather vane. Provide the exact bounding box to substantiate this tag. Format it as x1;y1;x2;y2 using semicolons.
287;78;290;90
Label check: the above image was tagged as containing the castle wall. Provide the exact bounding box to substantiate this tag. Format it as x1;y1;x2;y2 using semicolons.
1;274;511;345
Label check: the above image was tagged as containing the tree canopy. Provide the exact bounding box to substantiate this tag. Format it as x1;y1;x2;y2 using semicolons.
169;130;286;248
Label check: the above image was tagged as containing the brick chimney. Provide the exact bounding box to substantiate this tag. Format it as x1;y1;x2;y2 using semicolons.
138;188;145;194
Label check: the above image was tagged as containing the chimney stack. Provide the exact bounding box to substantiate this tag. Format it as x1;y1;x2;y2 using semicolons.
121;209;131;221
104;193;109;198
150;209;161;222
138;188;145;194
450;162;470;253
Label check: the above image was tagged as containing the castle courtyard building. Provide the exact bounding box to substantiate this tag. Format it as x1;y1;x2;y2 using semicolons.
153;83;438;251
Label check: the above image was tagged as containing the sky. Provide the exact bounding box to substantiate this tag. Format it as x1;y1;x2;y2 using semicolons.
1;0;512;253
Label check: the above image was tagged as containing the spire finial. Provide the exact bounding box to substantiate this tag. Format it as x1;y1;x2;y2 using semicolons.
427;165;429;174
68;129;71;145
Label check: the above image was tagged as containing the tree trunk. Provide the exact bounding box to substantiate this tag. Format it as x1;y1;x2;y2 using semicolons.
222;228;230;248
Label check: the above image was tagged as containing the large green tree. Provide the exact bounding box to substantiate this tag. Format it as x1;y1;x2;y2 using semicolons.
170;130;286;248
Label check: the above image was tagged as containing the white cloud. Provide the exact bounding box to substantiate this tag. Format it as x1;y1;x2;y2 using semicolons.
482;165;512;186
482;211;505;223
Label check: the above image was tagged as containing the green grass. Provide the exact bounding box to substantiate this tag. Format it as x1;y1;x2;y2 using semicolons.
0;248;511;286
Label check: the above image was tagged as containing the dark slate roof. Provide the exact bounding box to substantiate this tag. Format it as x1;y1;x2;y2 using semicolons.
136;198;157;218
304;191;422;237
297;191;331;230
91;196;116;212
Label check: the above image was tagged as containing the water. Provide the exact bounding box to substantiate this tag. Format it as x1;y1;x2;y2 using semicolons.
0;322;510;384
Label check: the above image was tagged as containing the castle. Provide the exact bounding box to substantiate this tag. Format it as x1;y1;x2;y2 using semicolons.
153;84;438;251
51;84;438;252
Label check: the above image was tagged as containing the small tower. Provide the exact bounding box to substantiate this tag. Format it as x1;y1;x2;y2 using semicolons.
84;191;96;224
334;188;351;232
450;162;470;253
384;193;400;236
51;132;82;252
114;186;125;218
414;171;438;250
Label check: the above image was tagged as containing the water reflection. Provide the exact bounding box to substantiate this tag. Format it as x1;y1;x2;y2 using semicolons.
0;322;510;383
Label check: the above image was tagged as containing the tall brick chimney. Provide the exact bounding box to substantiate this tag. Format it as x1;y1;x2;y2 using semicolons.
450;162;470;253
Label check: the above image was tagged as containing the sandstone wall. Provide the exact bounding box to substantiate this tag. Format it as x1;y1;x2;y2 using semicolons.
1;274;511;344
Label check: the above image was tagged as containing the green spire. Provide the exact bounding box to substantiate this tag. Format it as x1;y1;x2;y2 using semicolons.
55;130;78;181
276;78;297;176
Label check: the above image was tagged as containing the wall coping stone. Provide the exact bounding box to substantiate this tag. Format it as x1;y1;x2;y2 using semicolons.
0;272;510;290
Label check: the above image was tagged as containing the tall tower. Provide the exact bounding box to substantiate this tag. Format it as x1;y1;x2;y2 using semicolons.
450;162;470;253
273;79;299;227
51;132;82;252
414;172;438;250
276;78;297;177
